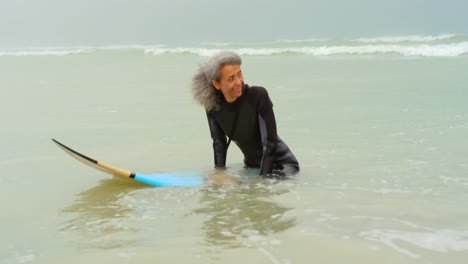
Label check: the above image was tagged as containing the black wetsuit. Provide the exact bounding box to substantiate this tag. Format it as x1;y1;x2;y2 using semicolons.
206;84;299;176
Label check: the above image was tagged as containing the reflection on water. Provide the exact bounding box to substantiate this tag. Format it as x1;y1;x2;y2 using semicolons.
194;178;297;248
59;168;298;252
60;177;148;249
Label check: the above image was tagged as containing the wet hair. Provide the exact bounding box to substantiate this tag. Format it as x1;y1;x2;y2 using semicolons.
191;51;242;111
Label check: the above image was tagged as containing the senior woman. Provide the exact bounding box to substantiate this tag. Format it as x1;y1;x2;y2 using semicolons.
192;51;299;177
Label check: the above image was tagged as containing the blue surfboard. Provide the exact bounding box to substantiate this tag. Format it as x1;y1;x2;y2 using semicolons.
52;139;204;187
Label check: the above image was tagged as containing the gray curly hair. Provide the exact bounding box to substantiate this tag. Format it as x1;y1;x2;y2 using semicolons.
191;51;242;111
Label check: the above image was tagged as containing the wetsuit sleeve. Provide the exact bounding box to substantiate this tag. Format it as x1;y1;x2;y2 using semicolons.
257;88;278;176
206;111;228;168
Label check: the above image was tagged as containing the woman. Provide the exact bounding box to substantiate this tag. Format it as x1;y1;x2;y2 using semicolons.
192;51;299;177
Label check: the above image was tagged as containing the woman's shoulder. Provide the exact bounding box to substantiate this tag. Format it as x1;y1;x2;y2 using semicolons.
245;84;273;108
246;84;270;98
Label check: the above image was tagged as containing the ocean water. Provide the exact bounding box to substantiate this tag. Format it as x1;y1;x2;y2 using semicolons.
1;34;468;263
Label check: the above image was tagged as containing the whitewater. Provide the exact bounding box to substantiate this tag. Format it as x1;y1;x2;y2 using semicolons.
1;34;468;57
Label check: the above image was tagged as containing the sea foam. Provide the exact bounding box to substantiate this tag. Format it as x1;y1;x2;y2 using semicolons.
0;45;165;56
2;39;467;57
145;42;468;57
201;38;328;46
353;34;457;43
0;49;95;56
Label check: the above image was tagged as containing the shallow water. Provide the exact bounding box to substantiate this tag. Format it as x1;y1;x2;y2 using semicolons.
1;47;468;263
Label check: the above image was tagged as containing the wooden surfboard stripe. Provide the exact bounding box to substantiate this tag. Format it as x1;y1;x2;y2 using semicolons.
52;139;135;179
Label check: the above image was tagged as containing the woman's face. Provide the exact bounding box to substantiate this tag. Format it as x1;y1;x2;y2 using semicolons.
212;64;243;103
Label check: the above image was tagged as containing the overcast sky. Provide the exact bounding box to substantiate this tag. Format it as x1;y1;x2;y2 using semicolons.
0;0;467;47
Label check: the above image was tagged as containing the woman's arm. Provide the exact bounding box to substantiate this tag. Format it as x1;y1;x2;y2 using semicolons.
206;111;228;168
257;88;278;175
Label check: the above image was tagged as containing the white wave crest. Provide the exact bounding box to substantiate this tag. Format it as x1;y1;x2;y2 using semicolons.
0;45;166;56
145;42;468;57
145;47;222;57
2;42;467;57
0;49;95;56
353;34;457;43
277;38;328;43
200;41;277;46
201;38;327;46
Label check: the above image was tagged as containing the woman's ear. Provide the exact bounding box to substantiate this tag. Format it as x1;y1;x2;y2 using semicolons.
211;80;220;90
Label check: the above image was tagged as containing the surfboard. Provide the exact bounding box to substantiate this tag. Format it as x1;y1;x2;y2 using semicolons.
52;139;204;187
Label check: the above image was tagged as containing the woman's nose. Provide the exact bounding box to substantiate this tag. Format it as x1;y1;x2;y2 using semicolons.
234;76;242;85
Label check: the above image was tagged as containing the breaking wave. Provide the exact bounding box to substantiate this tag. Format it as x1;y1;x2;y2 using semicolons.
0;45;165;56
144;42;468;57
353;34;457;43
1;35;467;57
201;38;328;46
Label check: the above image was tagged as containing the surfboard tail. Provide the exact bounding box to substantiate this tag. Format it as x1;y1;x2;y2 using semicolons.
52;139;136;180
52;139;204;187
